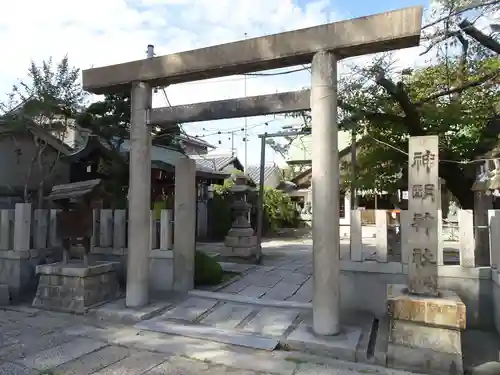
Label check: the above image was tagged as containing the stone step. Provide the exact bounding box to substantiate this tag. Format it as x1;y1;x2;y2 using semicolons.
135;318;280;351
188;289;312;309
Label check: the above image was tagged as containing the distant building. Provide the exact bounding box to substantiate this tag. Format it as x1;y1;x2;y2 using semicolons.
177;134;215;156
191;154;244;174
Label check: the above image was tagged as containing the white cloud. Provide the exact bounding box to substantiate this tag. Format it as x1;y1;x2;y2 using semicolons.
0;0;428;166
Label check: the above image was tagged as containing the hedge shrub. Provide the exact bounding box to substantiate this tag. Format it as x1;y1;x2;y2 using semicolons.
194;250;223;286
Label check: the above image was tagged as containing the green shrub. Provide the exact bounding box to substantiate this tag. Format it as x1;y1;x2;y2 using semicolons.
263;187;299;232
194;250;223;286
207;183;233;240
208;173;299;239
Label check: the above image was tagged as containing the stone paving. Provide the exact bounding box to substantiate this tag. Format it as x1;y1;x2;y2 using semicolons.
130;238;461;352
0;306;420;375
0;238;462;374
215;239;313;303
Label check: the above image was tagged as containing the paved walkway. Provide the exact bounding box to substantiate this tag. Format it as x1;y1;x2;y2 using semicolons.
0;239;461;374
0;306;418;375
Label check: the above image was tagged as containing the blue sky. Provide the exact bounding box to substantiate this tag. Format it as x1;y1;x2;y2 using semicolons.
0;0;432;167
304;0;428;18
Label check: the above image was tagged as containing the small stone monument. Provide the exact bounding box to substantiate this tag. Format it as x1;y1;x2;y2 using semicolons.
386;136;466;375
32;179;120;313
224;174;258;258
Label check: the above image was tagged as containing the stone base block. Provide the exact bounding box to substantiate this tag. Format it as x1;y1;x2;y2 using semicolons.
388;342;463;375
386;284;465;375
32;261;120;314
149;250;173;292
226;246;257;258
227;227;255;237
224;235;257;248
284;321;362;362
387;283;466;329
0;284;10;305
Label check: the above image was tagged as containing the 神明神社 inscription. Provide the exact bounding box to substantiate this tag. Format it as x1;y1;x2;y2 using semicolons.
406;136;440;296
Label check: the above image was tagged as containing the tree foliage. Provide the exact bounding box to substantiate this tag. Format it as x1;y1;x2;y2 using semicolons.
77;91;181;151
263;187;299;231
0;56;86;204
293;0;500;209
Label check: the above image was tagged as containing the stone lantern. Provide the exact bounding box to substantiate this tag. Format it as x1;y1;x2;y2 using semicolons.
224;174;257;258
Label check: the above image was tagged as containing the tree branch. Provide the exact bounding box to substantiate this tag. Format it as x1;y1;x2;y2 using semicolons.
416;68;500;104
420;30;461;56
459;19;500;54
422;0;500;31
339;111;406;129
375;74;424;135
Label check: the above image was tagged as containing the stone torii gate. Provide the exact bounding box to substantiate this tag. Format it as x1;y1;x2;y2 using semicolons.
82;6;423;336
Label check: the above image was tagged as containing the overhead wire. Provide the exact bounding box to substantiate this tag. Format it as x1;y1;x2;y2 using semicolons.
365;132;500;165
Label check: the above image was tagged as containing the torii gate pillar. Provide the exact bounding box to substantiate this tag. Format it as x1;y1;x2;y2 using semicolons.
126;81;152;308
311;51;340;335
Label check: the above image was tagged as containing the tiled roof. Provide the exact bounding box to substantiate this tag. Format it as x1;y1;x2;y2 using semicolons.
246;165;281;187
178;134;215;149
192;155;243;173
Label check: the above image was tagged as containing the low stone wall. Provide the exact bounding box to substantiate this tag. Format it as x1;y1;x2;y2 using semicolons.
339;261;493;330
0;248;59;301
90;248;174;292
491;272;500;334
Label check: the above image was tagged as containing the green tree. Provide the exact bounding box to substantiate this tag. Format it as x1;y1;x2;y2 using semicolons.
76;91;182;207
292;0;500;209
0;56;86;205
78;92;181;151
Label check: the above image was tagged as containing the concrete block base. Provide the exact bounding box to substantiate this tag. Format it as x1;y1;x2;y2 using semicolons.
0;284;9;305
32;261;120;313
386;284;465;375
284;321;362;362
149;250;173;292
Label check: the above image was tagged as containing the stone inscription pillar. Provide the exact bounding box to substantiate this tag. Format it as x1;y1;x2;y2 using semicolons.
311;50;340;335
126;81;152;308
407;135;439;296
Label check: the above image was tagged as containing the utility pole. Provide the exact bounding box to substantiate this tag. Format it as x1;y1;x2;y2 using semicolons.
244;32;248;172
231;131;235;157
